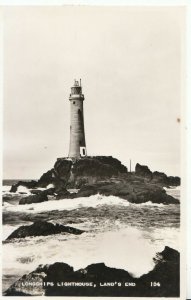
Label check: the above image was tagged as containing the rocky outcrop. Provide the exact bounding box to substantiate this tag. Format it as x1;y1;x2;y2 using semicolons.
135;163;180;186
17;180;179;204
6;221;84;240
68;180;179;204
4;246;179;297
18;188;70;205
10;157;179;205
54;156;127;188
139;246;180;297
3;194;23;205
19;192;48;205
135;163;152;179
10;156;128;192
37;169;57;187
10;180;38;193
167;176;180;186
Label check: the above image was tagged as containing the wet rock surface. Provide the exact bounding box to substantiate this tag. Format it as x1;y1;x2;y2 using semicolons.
10;156;127;191
72;180;179;204
6;221;85;240
19;193;48;205
4;246;179;297
135;163;180;186
10;180;38;193
9;157;180;205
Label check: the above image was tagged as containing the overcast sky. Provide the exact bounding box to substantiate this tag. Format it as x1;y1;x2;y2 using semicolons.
3;5;185;179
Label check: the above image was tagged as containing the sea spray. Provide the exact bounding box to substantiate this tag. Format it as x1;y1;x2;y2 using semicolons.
2;190;180;291
3;195;130;214
3;224;179;279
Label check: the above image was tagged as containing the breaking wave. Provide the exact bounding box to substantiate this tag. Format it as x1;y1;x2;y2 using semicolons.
2;188;180;292
2;225;179;279
3;195;130;214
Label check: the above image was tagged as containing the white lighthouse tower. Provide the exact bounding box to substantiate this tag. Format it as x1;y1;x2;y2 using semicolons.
68;79;87;158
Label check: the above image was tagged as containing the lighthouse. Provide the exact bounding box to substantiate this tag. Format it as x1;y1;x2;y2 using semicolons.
68;79;87;158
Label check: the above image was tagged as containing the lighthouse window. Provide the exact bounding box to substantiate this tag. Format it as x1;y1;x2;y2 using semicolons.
83;149;85;155
73;101;75;104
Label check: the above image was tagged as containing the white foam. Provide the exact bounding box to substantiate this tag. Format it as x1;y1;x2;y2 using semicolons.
17;186;31;194
33;187;45;191
2;186;11;193
34;185;54;191
163;186;180;192
3;194;130;214
46;184;54;189
135;201;165;207
3;202;13;207
164;186;180;200
3;224;23;240
151;227;180;251
2;225;179;280
2;184;54;196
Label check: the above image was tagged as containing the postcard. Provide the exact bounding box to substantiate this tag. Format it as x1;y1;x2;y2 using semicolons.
1;2;187;299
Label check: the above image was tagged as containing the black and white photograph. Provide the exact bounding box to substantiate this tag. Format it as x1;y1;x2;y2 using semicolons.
1;2;187;298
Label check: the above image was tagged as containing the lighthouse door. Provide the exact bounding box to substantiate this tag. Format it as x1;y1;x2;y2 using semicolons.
80;147;86;157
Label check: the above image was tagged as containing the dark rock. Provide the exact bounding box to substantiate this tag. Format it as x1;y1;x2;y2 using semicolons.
54;156;127;188
42;188;55;196
3;194;21;203
10;180;38;193
166;176;180;186
36;262;74;274
152;172;180;186
152;171;168;184
39;262;74;284
156;245;180;262
4;246;179;297
10;158;180;204
19;192;48;205
38;169;56;187
6;221;85;240
54;159;73;185
139;246;180;297
3;194;26;206
135;163;180;187
19;188;56;205
4;270;46;296
10;156;127;192
30;189;45;195
135;163;152;179
72;180;179;204
77;262;133;281
55;187;71;200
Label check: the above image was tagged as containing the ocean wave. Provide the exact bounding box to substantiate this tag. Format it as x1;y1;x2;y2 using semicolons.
2;225;179;280
134;201;165;207
3;195;130;214
3;202;13;207
164;186;180;200
3;225;23;241
17;186;31;194
165;186;180;190
2;185;31;196
3;192;180;215
2;186;12;193
2;184;55;196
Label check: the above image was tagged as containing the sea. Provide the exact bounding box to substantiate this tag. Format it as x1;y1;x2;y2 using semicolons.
2;180;180;293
